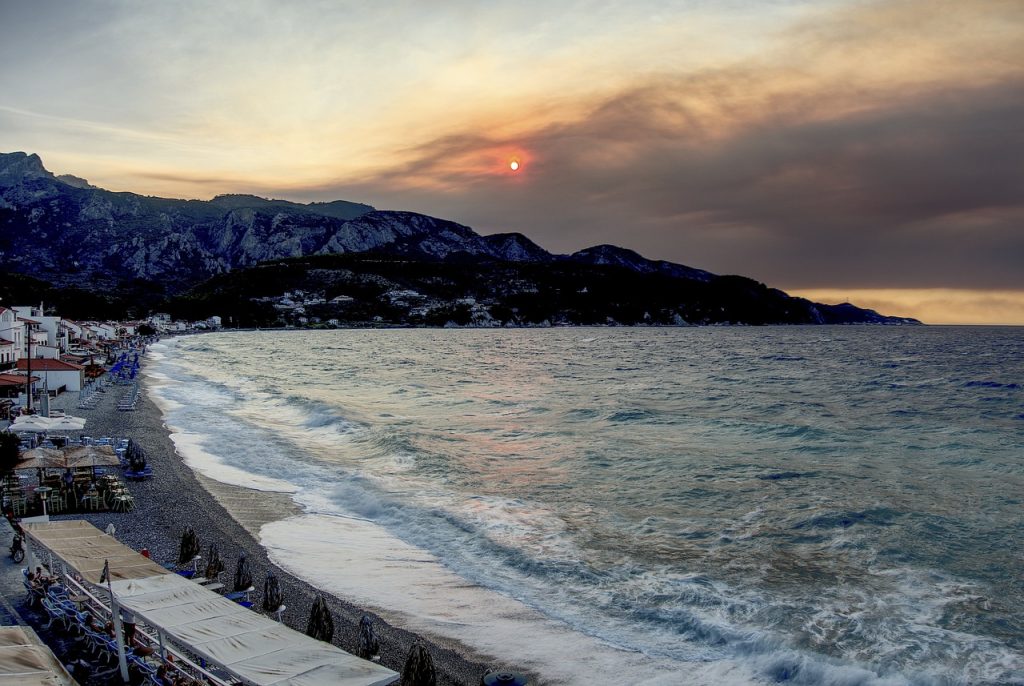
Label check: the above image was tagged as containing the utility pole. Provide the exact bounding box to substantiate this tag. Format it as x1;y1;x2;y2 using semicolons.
25;321;32;413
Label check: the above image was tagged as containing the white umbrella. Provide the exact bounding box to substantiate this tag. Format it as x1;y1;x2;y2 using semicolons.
44;417;86;432
11;415;51;427
8;419;51;433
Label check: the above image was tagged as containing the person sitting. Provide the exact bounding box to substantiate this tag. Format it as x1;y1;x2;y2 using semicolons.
155;664;179;686
81;610;100;632
34;566;55;589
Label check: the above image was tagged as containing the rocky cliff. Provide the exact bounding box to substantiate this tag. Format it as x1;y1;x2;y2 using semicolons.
0;152;918;325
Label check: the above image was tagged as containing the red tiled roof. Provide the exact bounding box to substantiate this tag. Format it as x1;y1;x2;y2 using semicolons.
0;373;38;386
15;358;84;371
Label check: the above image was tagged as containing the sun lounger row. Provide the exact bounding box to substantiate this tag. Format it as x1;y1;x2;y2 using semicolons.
118;384;140;411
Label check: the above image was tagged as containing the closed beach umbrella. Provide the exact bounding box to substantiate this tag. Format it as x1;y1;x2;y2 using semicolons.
263;572;283;612
358;614;380;661
205;543;224;580
127;443;147;472
178;527;201;565
233;552;253;592
400;644;436;686
305;595;334;642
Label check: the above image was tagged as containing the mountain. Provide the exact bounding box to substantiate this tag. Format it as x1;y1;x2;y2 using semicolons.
569;244;714;282
0;151;553;294
0;151;918;325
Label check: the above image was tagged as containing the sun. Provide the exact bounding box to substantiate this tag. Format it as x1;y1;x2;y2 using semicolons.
509;159;520;172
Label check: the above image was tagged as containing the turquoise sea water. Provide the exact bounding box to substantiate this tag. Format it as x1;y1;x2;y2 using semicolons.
146;327;1024;685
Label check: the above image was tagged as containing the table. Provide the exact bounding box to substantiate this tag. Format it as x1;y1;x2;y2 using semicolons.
67;594;89;610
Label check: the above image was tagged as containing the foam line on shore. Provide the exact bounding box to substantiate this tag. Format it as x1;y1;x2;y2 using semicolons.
168;430;300;493
260;513;754;686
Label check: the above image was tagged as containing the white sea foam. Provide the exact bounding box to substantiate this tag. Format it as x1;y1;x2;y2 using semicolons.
260;514;759;686
167;431;299;493
141;329;1024;686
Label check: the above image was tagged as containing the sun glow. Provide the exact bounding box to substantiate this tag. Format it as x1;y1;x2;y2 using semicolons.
509;159;520;171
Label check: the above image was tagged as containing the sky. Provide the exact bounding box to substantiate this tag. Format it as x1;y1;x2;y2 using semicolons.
1;0;1022;324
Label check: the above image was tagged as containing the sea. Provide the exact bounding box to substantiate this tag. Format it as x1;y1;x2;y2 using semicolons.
143;327;1024;685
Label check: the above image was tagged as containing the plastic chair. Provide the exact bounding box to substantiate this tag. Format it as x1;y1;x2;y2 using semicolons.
40;597;67;630
129;655;159;681
23;579;44;606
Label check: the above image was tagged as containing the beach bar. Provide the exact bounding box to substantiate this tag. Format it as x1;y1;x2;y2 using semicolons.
22;520;399;686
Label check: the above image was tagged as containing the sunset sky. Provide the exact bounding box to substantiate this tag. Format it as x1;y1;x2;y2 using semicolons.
1;0;1022;324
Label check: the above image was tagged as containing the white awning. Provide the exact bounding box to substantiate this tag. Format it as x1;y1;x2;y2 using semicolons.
0;626;78;685
24;521;398;686
23;520;170;584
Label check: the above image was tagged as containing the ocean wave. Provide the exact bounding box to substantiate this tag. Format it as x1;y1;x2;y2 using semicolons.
962;380;1021;389
148;327;1024;685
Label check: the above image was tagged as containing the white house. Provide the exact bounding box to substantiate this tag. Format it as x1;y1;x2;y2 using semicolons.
15;358;85;393
32;345;61;360
12;305;67;353
0;307;23;360
0;338;16;371
84;323;117;341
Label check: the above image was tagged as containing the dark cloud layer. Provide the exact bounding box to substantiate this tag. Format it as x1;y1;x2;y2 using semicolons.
295;48;1023;289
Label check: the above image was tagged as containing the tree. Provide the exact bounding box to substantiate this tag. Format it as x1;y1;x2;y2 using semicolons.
0;432;21;476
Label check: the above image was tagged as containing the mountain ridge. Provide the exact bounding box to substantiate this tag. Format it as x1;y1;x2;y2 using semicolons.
0;151;918;325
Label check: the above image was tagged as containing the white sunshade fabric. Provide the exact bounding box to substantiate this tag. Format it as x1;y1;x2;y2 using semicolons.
112;574;398;686
24;520;398;686
23;520;170;584
9;415;86;431
0;626;78;685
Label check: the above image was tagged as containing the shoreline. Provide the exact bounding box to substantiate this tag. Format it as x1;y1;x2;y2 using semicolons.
50;362;515;685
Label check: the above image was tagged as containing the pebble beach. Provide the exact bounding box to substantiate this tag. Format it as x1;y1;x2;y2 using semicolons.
38;346;510;686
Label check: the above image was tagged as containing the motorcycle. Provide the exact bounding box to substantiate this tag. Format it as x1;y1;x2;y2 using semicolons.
9;533;24;563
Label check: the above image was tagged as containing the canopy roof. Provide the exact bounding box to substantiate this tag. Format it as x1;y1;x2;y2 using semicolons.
16;448;66;470
17;445;119;471
23;520;168;584
0;626;78;685
22;521;398;686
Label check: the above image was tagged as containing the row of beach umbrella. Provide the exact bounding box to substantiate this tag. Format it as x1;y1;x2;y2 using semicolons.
177;528;377;656
171;530;514;685
16;444;121;471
